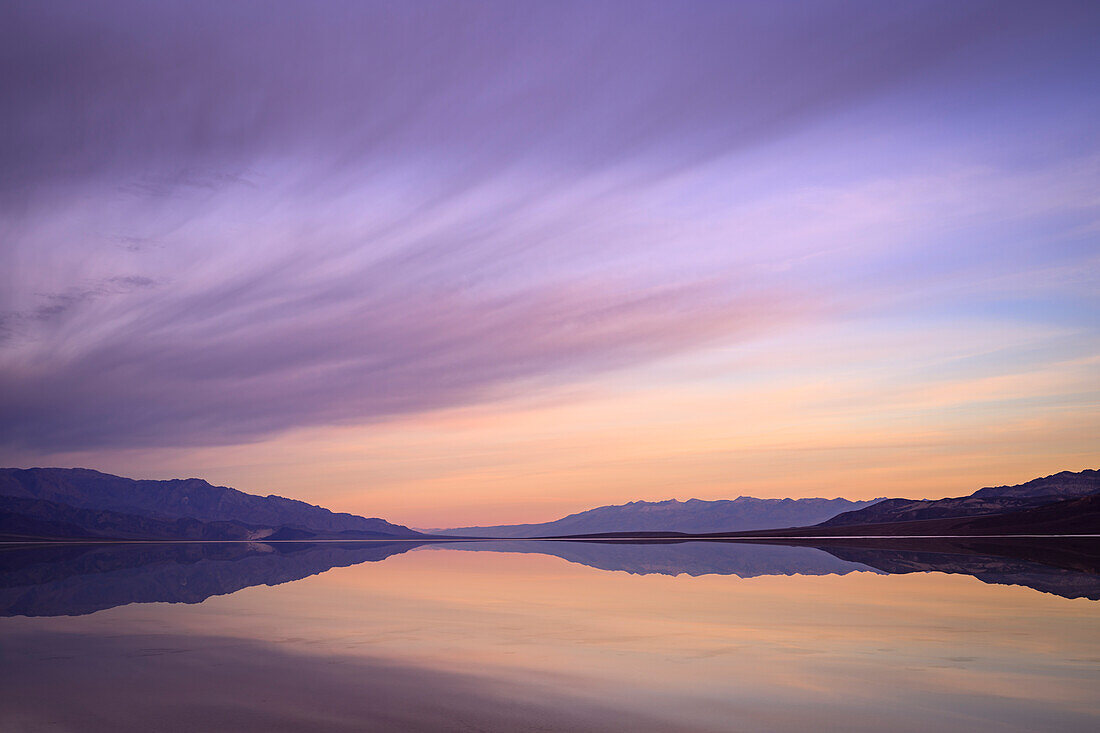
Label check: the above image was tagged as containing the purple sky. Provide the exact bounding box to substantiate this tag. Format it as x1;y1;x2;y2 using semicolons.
1;1;1097;521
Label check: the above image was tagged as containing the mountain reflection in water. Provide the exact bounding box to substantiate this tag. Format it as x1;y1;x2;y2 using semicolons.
2;538;1099;733
1;537;1098;617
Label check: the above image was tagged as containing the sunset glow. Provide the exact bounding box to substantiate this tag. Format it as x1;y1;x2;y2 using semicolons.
2;1;1097;526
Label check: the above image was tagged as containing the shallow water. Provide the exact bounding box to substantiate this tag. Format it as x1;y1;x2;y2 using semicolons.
1;539;1098;732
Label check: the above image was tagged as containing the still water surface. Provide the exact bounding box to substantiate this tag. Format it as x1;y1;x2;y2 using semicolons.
1;540;1098;732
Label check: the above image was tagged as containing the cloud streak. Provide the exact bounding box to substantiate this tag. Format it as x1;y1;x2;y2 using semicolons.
1;1;1098;454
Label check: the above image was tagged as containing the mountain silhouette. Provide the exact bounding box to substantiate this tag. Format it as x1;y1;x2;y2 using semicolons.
439;496;878;537
818;469;1100;528
0;468;422;541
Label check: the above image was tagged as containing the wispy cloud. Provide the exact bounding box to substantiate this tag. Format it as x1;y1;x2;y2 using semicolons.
1;1;1098;461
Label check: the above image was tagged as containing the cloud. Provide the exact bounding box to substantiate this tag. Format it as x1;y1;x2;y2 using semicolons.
0;275;158;345
0;266;811;450
2;1;1069;198
1;1;1098;454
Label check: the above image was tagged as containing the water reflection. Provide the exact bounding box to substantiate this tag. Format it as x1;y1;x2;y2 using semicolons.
0;540;427;617
2;537;1098;617
1;540;1098;732
1;628;668;733
440;537;1100;600
431;539;878;577
817;537;1100;601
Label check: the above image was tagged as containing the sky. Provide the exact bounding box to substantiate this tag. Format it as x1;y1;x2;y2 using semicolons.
1;0;1098;527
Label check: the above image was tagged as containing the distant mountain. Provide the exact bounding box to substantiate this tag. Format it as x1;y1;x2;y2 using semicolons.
970;470;1100;499
703;492;1100;538
818;469;1100;528
517;470;1100;540
0;495;276;541
0;468;422;541
439;496;879;538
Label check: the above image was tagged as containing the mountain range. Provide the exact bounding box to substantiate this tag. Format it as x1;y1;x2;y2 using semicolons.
0;468;422;541
443;470;1099;538
1;467;1097;542
818;469;1100;527
437;496;880;537
747;491;1100;538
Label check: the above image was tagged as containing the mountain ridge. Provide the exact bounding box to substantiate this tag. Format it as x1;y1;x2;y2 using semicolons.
818;469;1100;528
437;496;881;538
0;468;422;541
553;491;1100;540
4;467;1097;543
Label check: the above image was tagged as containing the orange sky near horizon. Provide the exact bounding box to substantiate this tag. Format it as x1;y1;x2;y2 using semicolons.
4;2;1100;532
15;316;1098;528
